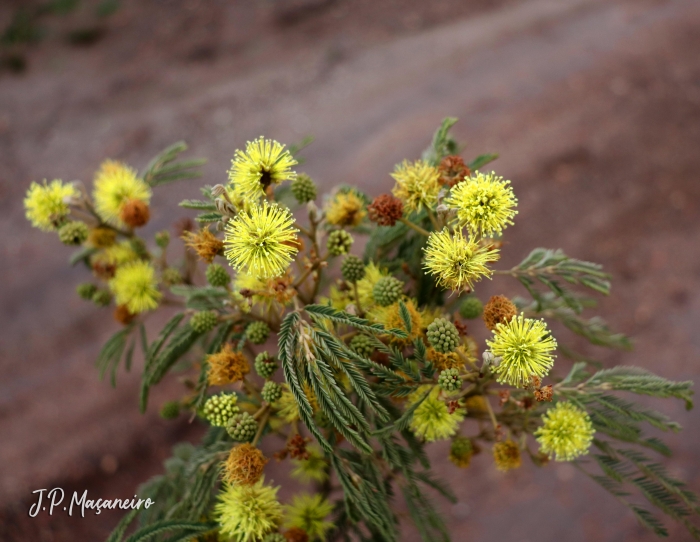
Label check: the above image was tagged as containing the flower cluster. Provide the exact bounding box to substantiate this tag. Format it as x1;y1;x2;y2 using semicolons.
24;122;695;542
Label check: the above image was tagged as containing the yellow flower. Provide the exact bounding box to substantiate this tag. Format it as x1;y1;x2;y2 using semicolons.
409;386;464;442
274;384;301;423
535;402;594;461
224;201;298;279
93;160;151;227
368;299;422;345
285;493;335;541
291;445;329;484
391;160;440;213
215;478;283;542
24;180;77;231
108;261;161;314
228;136;297;200
446;171;518;237
92;240;139;267
224;202;299;279
423;228;499;292
325;190;366;227
486;313;557;387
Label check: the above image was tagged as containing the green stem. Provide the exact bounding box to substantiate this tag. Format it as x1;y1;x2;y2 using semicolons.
398;217;431;237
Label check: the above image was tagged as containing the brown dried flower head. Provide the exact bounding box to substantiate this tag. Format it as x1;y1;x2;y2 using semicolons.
367;194;404;226
119;198;151;228
207;343;250;386
482;295;518;331
114;304;135;326
92;261;116;280
88;227;117;248
287;434;310;460
438;155;470;187
223;443;267;486
285;527;310;542
427;347;464;371
535;384;554;402
182;228;224;263
493;440;522;472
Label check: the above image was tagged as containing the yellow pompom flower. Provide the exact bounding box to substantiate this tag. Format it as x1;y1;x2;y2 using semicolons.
493;440;522;472
535;402;595;461
291;445;329;484
24;179;77;231
486;314;557;387
228;136;298;200
409;387;464;442
215;478;283;542
355;262;387;309
108;261;161;314
446;171;518;237
423;228;499;292
285;493;335;541
391;160;440;213
93;160;151;227
93;240;139;266
224;202;299;279
325;190;366;227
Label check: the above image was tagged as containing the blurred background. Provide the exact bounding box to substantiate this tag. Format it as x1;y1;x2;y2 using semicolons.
1;0;699;540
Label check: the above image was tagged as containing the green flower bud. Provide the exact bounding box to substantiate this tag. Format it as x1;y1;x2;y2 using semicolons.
58;221;89;245
459;296;483;320
349;334;374;358
246;321;270;345
155;230;170;249
92;290;112;307
206;263;230;288
327;230;353;257
341;255;365;282
261;381;282;403
76;282;97;300
254;352;278;379
438;368;462;392
372;276;404;306
161;267;183;286
226;411;258;442
160;401;181;420
427;318;460;353
190;310;218;333
290;173;317;204
203;393;239;427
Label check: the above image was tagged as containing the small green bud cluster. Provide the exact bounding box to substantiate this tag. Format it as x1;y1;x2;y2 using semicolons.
254;352;278;379
261;381;282;403
327;230;353;256
191;310;218;333
226;411;258;442
204;393;239;427
160;401;180;420
341;255;365;282
291;173;317;204
459;296;483;319
373;276;404;306
427;318;460;353
350;334;374;358
246;321;271;344
58;221;89;245
438;368;462;392
206;263;230;287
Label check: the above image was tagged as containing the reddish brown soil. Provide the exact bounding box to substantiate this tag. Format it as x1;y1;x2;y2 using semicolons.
1;0;700;540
